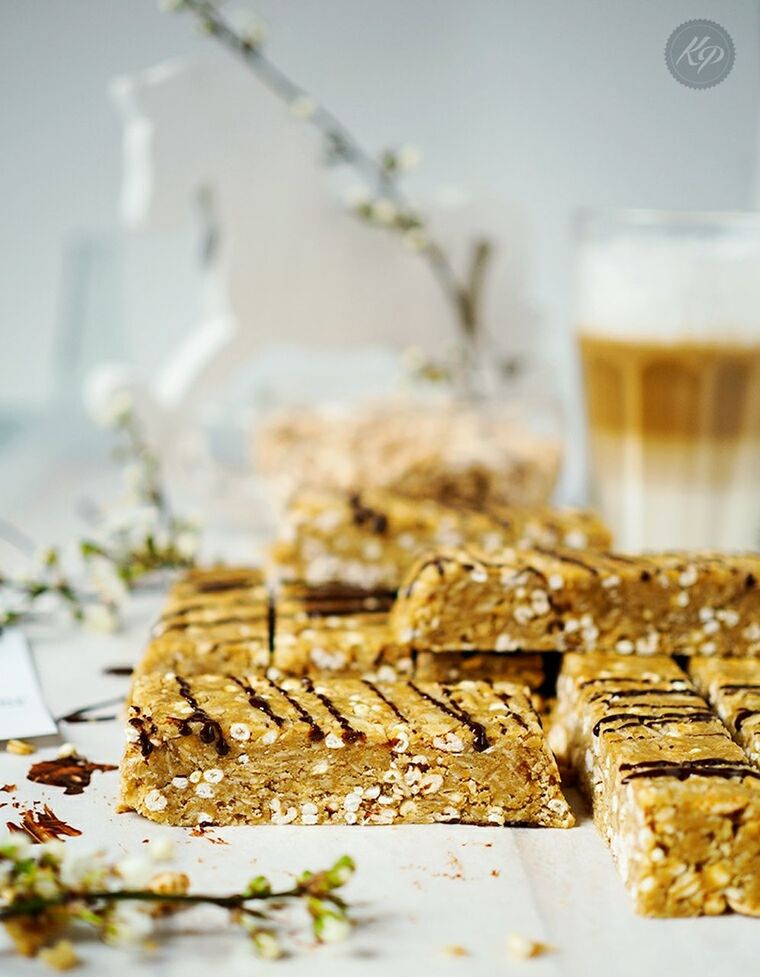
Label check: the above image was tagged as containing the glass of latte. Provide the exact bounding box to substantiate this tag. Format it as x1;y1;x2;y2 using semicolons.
576;210;760;551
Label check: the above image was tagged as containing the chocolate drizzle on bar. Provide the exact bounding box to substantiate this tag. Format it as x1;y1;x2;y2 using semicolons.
129;709;157;759
228;675;285;727
592;707;714;737
361;679;408;723
184;572;262;594
619;757;760;784
174;676;230;756
348;493;389;534
409;682;490;752
301;677;366;743
733;708;758;732
268;678;325;742
495;692;528;729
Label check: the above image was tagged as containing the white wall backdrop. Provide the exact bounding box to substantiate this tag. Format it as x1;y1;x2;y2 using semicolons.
1;0;759;409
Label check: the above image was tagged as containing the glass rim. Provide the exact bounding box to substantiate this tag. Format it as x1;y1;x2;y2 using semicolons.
575;206;760;233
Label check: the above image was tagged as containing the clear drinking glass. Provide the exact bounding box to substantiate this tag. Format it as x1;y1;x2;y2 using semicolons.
575;209;760;552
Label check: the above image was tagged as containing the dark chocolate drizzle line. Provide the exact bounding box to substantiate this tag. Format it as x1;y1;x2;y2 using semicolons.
589;686;700;703
129;714;156;759
158;600;252;620
592;707;714;736
361;680;408;723
733;708;759;732
188;575;261;594
533;546;601;576
619;757;760;784
409;682;490;752
288;583;397;602
613;711;717;734
348;493;389;534
301;678;366;743
495;692;528;729
267;678;324;742
174;677;230;756
154;613;268;637
228;675;285;726
580;676;663;688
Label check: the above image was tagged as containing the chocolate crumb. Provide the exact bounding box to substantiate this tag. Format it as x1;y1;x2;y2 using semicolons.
7;804;82;843
27;755;117;795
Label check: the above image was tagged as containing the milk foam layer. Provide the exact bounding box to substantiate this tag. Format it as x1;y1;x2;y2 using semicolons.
576;215;760;342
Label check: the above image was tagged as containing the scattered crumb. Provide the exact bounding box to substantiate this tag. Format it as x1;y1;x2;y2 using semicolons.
38;940;80;971
491;869;500;878
442;945;469;957
1;784;16;793
506;933;550;959
6;739;36;756
57;743;78;759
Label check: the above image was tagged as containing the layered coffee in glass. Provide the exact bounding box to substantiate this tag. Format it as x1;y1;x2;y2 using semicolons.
576;210;760;551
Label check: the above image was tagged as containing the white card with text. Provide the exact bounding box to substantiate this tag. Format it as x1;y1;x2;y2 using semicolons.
0;628;58;740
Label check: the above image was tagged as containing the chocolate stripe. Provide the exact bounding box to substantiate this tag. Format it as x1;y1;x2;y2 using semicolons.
267;678;324;742
174;676;230;756
228;676;285;727
301;678;366;743
410;682;490;752
361;680;408;723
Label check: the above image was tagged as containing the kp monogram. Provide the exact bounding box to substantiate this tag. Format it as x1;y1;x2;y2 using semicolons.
665;20;735;89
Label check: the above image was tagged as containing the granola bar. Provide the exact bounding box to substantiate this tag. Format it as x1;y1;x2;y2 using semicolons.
134;567;271;679
554;652;760;916
270;489;612;589
271;583;546;688
392;548;760;656
255;400;561;508
119;674;574;828
271;582;410;680
689;657;760;767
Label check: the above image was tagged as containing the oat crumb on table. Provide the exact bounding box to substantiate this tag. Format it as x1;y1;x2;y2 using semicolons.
5;738;36;756
506;933;549;959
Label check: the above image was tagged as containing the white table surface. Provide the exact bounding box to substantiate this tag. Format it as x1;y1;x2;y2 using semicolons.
2;415;760;977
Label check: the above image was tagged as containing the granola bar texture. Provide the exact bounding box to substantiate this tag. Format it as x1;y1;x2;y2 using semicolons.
271;582;410;680
689;657;760;767
134;567;271;679
256;401;562;508
392;549;760;656
270;489;611;590
119;674;573;828
555;652;760;916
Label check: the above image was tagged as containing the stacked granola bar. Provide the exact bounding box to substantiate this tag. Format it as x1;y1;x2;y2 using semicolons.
119;488;760;918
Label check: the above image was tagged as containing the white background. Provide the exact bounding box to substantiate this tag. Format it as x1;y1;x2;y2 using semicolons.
1;0;759;412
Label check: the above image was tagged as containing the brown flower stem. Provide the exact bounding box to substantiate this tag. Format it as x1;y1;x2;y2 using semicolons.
177;0;491;385
0;882;345;922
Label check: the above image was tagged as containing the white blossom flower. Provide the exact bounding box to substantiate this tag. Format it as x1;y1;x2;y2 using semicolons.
89;559;129;605
403;228;429;252
251;929;282;959
397;144;422;170
315;912;351;943
290;95;317;120
175;530;200;561
82;603;120;634
372;198;397;224
116;855;154;888
104;901;154;945
83;362;136;429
